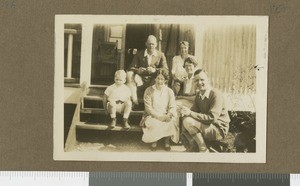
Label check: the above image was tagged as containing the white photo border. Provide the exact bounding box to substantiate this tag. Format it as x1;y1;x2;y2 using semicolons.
54;15;268;163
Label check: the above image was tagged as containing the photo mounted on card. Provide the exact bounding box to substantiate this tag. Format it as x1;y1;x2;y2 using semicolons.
54;15;268;163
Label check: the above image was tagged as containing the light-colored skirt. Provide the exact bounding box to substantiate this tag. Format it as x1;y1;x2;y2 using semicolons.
142;116;179;143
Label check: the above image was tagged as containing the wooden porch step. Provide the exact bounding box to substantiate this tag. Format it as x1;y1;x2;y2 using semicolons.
80;108;144;124
83;96;103;109
76;122;142;132
86;88;106;96
80;108;144;115
84;96;144;103
88;85;109;88
83;95;145;109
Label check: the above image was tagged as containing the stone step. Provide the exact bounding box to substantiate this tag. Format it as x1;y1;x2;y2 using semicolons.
80;108;144;124
76;122;143;132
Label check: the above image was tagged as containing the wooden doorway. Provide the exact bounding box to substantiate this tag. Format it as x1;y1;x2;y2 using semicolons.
91;25;119;85
124;24;156;70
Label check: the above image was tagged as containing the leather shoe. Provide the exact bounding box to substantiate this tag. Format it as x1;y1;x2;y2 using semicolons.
164;143;171;151
150;142;157;151
164;146;171;151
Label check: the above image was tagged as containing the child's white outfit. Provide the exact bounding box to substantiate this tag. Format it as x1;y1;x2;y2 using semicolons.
104;84;132;118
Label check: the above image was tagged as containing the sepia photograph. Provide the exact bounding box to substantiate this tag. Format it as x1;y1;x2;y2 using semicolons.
54;15;268;162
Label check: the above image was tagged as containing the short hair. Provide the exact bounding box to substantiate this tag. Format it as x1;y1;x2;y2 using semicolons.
194;69;208;77
155;68;169;81
114;70;126;79
179;41;189;48
146;35;157;43
183;57;198;67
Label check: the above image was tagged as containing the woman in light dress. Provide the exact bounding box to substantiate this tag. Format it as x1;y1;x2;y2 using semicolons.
141;69;178;151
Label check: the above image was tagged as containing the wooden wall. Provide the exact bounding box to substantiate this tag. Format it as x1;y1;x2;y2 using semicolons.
202;25;256;95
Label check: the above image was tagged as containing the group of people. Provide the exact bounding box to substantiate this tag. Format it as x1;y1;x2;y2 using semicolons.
102;35;230;153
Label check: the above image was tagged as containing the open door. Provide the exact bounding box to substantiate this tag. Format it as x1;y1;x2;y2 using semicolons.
124;24;156;70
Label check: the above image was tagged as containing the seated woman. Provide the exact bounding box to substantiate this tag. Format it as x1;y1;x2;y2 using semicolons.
171;41;197;96
176;57;198;118
175;57;199;149
141;69;178;151
177;57;198;96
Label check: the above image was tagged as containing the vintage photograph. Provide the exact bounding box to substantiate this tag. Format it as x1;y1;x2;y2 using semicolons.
54;15;268;162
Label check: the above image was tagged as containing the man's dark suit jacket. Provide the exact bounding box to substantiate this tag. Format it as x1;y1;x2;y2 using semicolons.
129;49;168;77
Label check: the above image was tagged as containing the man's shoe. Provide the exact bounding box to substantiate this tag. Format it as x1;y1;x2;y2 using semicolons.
199;147;210;153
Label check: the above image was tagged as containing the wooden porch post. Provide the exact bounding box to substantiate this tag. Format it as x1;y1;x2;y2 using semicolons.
80;23;93;86
64;29;77;80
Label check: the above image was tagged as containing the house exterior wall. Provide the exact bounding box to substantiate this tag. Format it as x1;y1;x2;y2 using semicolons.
202;25;256;95
65;23;256;111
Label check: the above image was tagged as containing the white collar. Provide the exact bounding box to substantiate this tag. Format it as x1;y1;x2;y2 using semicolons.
144;49;158;57
199;87;211;100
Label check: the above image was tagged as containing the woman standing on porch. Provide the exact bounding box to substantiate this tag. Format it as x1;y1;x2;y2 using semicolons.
141;69;179;151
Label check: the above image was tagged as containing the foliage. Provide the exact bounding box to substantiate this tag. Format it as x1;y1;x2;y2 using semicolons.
229;111;256;152
224;64;257;152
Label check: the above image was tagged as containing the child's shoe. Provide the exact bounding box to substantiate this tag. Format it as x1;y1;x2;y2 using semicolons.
110;118;116;128
123;118;131;129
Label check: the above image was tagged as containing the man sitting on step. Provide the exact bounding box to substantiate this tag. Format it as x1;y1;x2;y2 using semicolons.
103;70;132;129
126;35;168;105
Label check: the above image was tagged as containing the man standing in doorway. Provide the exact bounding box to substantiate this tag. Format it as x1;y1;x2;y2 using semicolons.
180;69;230;152
127;35;168;104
